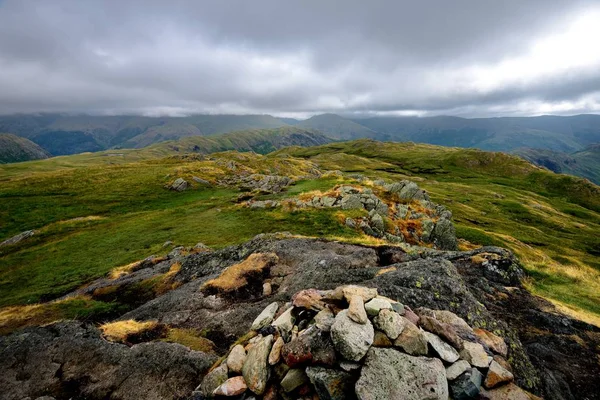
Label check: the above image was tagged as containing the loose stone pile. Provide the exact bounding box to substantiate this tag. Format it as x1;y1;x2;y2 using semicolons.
194;285;530;399
247;180;457;250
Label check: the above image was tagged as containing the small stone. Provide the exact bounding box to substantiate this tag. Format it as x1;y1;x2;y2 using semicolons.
348;295;368;324
280;368;309;393
484;360;514;389
474;329;508;357
262;282;272;296
479;383;531;400
373;330;393;347
213;376;247;396
493;355;512;373
370;213;385;231
373;309;406;340
423;331;460;363
364;298;392;316
227;344;247;373
242;335;273;395
330;310;374;362
345;217;357;228
314;308;335;332
341;194;363;210
293;289;325;311
393;319;428;356
338;361;361;372
459;341;490;368
269;337;285;365
446;360;472;381
419;315;463;350
273;307;296;339
251;302;279;331
326;285;377;303
391;302;405;315
281;326;336;367
306;366;356;400
403;307;419;325
450;368;483;400
198;363;228;397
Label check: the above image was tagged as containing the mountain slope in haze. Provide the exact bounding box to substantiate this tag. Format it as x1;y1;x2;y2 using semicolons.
0;114;291;155
514;144;600;184
352;114;600;152
0;133;50;163
296;113;380;140
148;126;333;156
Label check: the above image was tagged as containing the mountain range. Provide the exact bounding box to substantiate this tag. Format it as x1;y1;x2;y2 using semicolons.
1;112;600;183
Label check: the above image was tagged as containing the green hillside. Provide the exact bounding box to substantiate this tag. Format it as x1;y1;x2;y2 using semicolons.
0;133;50;163
1;139;599;327
295;113;380;140
515;144;600;185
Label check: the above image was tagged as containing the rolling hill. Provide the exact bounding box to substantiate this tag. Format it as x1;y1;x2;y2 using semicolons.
0;133;50;163
296;113;379;140
514;144;600;185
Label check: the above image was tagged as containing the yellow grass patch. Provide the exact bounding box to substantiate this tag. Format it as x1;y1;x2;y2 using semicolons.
376;266;397;276
162;328;216;353
100;319;158;343
201;252;278;294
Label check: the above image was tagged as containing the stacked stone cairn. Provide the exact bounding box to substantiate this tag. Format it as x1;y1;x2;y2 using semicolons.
194;285;530;399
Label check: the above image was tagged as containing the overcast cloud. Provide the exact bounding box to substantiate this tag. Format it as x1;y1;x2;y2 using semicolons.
0;0;599;117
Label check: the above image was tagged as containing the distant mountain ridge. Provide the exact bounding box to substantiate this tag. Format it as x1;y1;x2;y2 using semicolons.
0;133;50;163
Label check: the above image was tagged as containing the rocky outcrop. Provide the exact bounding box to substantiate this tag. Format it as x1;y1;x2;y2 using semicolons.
0;229;35;248
2;235;599;399
167;177;189;191
0;322;216;400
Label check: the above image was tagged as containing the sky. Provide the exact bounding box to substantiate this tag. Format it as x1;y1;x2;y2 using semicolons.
0;0;600;118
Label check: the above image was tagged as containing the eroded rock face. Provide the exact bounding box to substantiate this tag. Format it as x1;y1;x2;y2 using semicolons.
355;348;448;400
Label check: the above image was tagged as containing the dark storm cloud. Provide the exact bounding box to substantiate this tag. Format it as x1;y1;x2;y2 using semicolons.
0;0;599;117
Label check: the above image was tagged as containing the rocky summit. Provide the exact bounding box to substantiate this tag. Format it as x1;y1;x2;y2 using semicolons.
2;229;600;399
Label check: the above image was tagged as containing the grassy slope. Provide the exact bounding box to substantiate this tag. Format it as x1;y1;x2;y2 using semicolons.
0;133;50;163
1;139;599;326
277;140;600;324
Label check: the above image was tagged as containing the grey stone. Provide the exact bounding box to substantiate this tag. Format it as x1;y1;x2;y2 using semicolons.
446;360;472;381
373;309;406;340
450;368;483;400
370;213;385;231
273;306;295;338
280;368;309;393
431;218;457;250
306;366;356;400
355;347;448;400
0;229;35;248
251;302;279;331
169;177;188;191
341;194;363;210
192;176;211;186
199;363;229;397
423;331;460;363
364;298;392;316
227;344;247;373
398;181;420;199
314;308;335;332
459;341;489;368
345;217;357;228
330;310;374;362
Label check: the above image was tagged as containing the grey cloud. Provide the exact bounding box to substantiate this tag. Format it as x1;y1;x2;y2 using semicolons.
0;0;599;117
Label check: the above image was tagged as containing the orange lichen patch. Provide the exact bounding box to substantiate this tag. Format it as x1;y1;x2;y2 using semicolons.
393;219;423;245
201;253;279;294
100;319;164;343
376;266;397;276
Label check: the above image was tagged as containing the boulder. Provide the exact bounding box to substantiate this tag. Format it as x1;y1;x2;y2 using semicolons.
450;368;483;400
269;336;285;365
341;194;363;210
0;229;35;248
242;335;274;395
355;348;448;400
370;213;385;232
330;310;374;362
314;308;335;332
306;366;356;400
192;176;211;186
169;177;188;191
431;218;457;250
